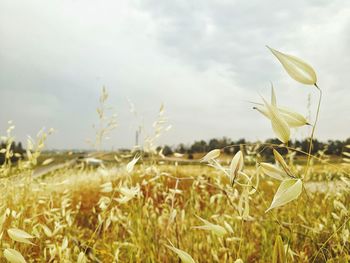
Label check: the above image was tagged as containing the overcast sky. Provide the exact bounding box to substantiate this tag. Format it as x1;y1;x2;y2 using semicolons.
1;0;349;150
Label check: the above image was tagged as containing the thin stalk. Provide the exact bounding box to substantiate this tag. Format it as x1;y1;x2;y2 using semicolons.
311;216;350;263
305;84;322;175
237;219;244;258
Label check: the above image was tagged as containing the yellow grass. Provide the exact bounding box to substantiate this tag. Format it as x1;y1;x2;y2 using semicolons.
0;160;349;262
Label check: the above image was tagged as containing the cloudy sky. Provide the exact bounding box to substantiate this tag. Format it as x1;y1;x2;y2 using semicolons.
1;0;349;149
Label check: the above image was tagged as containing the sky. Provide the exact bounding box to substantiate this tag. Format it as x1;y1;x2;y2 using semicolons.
0;0;349;150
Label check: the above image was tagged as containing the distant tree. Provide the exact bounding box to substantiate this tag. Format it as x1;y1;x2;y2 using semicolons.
16;142;25;154
190;140;207;153
294;140;302;154
301;139;309;153
208;139;220;151
345;138;350;145
257;138;286;161
176;144;187;154
162;145;173;156
311;139;323;154
166;137;348;161
0;142;5;164
233;138;246;154
220;137;232;154
0;140;25;164
326;140;343;155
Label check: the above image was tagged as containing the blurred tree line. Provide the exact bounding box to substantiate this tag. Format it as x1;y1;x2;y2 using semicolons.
0;141;25;164
2;137;349;164
160;137;350;158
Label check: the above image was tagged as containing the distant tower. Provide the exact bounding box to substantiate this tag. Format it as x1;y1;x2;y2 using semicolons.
135;126;142;146
135;130;139;146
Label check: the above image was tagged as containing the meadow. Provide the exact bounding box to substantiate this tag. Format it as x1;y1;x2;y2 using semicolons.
0;151;349;262
0;48;349;263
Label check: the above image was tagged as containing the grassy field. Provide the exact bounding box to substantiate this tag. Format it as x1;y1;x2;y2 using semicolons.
0;152;349;263
0;48;349;263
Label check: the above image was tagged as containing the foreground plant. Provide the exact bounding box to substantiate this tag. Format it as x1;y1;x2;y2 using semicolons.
3;248;26;263
193;215;228;237
248;47;320;212
88;86;118;151
267;46;317;85
254;85;309;130
267;46;322;175
165;241;196;263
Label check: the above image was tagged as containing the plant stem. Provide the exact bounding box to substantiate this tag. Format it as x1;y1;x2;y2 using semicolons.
311;216;350;262
305;84;322;176
237;219;244;258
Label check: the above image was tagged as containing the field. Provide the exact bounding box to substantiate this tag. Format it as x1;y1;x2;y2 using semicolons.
1;47;349;263
0;151;349;263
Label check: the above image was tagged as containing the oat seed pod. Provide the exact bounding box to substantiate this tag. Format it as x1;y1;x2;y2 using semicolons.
266;179;303;212
267;46;317;85
193;215;228;237
261;96;290;144
4;248;27;263
165;242;196;263
200;149;220;162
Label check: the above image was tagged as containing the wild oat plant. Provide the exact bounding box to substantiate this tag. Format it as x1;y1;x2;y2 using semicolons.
0;48;349;263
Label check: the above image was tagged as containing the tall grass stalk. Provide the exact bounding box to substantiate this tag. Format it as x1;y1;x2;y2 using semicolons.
305;84;323;176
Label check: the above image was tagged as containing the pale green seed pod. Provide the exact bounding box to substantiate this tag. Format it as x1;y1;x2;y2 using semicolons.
267;46;317;85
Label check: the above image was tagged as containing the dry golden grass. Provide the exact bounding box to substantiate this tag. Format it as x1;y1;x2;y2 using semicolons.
1;48;349;263
0;160;349;262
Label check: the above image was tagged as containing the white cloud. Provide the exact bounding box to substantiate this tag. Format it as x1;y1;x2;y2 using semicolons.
0;0;349;149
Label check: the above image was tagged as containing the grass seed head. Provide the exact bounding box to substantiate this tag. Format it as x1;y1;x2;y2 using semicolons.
4;248;27;263
267;46;317;85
